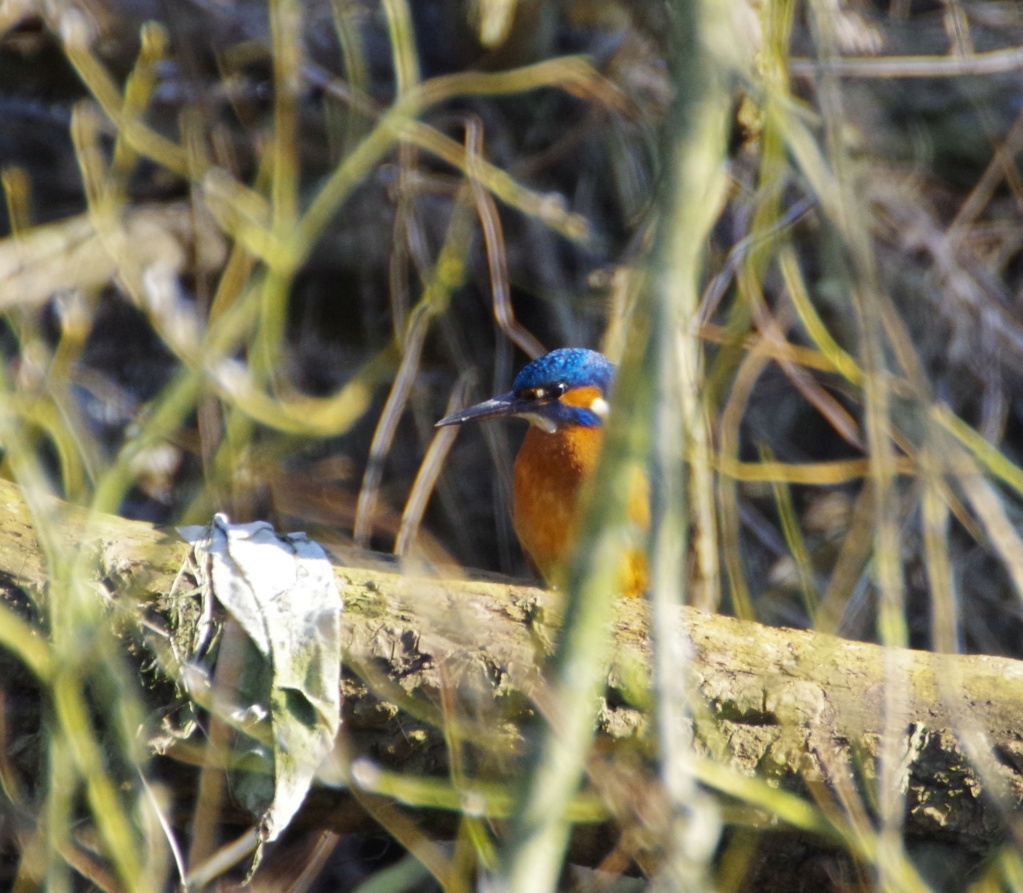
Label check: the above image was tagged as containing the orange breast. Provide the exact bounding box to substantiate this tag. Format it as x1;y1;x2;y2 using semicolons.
512;424;648;597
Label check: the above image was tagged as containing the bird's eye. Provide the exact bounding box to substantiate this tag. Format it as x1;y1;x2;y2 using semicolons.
518;383;568;401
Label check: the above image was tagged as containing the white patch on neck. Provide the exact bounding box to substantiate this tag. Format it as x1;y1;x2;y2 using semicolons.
589;396;610;420
522;413;558;434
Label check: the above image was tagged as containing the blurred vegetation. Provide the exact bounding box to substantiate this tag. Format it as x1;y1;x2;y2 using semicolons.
3;0;1023;889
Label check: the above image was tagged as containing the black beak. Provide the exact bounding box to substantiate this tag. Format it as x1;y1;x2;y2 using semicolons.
436;392;532;427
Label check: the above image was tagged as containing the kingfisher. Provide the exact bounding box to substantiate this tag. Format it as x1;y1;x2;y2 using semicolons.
436;348;648;597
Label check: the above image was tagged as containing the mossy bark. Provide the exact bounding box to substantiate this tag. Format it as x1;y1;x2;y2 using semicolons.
1;477;1020;872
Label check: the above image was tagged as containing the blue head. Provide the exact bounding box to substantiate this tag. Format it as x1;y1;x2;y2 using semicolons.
437;348;616;433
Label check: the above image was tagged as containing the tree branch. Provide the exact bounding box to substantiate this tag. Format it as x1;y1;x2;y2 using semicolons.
1;478;1020;865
